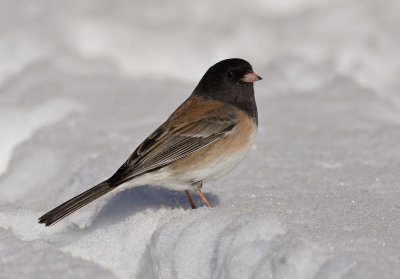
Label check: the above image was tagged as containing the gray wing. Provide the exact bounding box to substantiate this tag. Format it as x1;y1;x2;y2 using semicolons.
108;115;237;186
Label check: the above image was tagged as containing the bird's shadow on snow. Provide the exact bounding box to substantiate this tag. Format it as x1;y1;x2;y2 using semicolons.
88;185;219;228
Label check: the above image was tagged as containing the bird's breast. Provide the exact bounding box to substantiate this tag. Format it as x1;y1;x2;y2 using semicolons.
165;111;257;183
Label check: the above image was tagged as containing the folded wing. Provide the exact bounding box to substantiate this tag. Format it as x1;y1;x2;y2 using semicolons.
109;105;237;186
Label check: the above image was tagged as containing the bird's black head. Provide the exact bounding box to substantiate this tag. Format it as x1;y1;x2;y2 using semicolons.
193;58;261;121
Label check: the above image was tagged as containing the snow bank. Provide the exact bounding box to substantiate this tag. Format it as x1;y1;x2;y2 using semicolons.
1;0;400;278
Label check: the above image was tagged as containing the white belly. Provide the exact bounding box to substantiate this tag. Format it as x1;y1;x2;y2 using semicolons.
121;129;256;191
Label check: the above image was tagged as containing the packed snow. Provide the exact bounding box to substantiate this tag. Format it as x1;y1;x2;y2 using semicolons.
1;0;400;278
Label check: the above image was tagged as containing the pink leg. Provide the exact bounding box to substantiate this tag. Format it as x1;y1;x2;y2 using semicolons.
195;189;213;208
185;190;197;209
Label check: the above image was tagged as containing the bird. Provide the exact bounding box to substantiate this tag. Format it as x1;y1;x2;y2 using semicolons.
38;58;262;226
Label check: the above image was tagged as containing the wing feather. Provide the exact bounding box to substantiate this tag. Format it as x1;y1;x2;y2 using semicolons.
108;112;237;186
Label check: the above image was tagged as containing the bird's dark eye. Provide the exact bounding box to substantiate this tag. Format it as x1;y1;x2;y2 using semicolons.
226;71;234;79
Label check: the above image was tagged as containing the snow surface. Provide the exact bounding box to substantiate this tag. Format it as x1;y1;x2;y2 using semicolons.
1;0;400;278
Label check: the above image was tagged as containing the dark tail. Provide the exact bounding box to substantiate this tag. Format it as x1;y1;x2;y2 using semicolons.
38;180;113;226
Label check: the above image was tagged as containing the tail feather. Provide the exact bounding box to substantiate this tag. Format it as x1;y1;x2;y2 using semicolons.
38;180;113;226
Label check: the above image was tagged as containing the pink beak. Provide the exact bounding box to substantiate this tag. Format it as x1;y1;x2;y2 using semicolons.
241;71;262;83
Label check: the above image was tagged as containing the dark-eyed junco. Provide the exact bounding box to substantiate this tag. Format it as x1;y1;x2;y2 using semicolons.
39;58;262;226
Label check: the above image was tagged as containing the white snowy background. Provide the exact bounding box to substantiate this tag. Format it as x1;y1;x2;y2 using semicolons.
1;0;400;278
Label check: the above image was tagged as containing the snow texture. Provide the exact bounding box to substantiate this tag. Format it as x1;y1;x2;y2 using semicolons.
1;0;400;278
